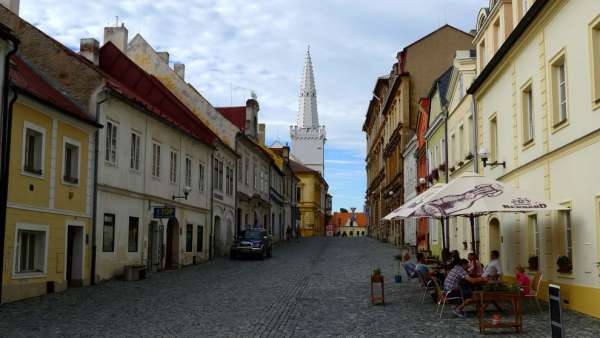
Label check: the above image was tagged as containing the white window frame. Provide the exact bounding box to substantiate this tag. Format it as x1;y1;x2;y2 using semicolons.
169;149;178;184
152;141;161;179
12;223;49;278
557;63;568;123
61;136;81;186
105;119;118;165
130;131;141;172
21;121;46;178
198;162;205;192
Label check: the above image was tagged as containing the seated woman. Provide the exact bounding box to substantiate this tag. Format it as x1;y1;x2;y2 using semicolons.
515;265;530;295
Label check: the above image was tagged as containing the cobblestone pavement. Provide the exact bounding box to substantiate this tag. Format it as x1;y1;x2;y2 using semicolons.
1;237;600;337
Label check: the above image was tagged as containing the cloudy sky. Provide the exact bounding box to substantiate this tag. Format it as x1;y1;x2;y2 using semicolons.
21;0;486;212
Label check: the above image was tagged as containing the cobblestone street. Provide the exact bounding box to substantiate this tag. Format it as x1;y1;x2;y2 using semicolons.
1;237;600;337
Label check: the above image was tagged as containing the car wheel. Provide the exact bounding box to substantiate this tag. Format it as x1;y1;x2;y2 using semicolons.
267;247;272;258
229;251;235;259
259;249;265;260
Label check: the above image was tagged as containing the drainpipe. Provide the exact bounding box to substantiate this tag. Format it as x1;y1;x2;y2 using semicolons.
443;106;449;250
90;90;109;285
209;148;215;260
470;96;480;253
0;36;19;303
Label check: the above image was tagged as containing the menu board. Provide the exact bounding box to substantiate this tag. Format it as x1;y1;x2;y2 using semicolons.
549;284;564;338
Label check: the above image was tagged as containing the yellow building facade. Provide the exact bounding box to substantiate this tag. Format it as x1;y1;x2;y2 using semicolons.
1;57;99;303
470;0;600;318
291;160;327;237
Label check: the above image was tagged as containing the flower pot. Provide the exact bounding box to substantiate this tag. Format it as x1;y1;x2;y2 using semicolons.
371;274;384;283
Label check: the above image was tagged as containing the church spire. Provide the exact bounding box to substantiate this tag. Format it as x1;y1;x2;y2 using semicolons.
297;46;319;128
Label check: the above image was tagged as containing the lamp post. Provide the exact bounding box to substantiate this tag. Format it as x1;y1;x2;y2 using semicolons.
172;186;192;201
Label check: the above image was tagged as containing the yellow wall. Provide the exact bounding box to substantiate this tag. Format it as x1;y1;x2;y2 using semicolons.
297;172;325;237
2;99;94;303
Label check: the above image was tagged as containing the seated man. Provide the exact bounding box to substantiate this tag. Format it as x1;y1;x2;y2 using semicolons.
467;252;483;277
482;250;502;281
444;259;487;318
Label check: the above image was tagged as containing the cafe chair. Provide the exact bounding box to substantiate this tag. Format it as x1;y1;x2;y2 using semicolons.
523;271;543;313
417;271;434;304
431;278;463;318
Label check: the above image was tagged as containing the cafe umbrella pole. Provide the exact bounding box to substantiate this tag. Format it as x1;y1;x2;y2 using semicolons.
470;213;477;256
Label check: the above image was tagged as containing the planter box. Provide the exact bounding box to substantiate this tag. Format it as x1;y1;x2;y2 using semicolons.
124;265;147;281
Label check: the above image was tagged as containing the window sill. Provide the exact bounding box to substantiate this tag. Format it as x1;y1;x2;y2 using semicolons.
551;119;569;134
61;179;80;187
20;170;44;180
104;161;117;168
151;176;160;182
522;139;535;151
129;169;142;176
169;181;177;186
592;99;600;111
556;272;575;279
12;272;47;279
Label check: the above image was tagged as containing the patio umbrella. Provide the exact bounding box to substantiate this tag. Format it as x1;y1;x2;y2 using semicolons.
407;172;568;254
382;183;445;221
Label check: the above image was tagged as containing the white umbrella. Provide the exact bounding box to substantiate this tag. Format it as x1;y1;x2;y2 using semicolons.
382;183;445;220
406;172;568;254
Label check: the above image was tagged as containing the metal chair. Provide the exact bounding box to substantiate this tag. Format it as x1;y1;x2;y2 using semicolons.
431;278;464;318
523;271;543;313
417;271;435;304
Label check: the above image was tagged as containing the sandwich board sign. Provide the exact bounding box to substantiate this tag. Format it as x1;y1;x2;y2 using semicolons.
549;284;564;338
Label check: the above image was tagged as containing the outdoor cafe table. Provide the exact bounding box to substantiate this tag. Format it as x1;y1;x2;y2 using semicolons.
473;290;522;334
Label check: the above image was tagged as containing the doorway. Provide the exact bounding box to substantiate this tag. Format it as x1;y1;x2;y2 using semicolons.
213;216;222;256
489;217;501;253
66;225;84;286
165;217;179;269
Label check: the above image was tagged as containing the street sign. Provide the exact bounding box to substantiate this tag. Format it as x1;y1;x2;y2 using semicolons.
549;284;565;338
153;206;175;219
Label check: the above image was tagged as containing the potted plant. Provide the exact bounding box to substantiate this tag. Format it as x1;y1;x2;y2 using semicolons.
462;241;468;250
457;160;464;167
556;256;572;274
449;166;456;173
528;256;539;271
432;168;439;180
596;262;600;277
371;267;383;282
465;152;474;160
438;163;446;171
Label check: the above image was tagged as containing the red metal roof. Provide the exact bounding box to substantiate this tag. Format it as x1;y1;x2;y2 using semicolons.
216;106;246;131
99;42;216;145
329;212;368;228
9;55;98;126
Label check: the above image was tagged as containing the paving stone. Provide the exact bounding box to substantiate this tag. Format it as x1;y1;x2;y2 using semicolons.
0;237;599;337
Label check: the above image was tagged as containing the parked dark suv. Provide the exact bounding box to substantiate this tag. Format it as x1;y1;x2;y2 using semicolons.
230;228;272;259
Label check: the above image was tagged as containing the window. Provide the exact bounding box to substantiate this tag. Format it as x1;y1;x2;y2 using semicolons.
152;142;161;178
490;115;498;162
590;19;600;106
213;158;224;192
467;115;473;154
245;158;250;185
228;167;234;195
198;163;205;192
450;134;456;166
551;54;568;126
105;120;117;164
237;159;243;182
169;150;178;184
196;225;204;252
458;125;465;161
225;166;233;196
479;40;486;69
528;214;539;258
185;156;192;187
433;144;439;169
493;19;500;53
297;186;302;202
62;139;80;184
103;213;115;252
219;161;224;191
458;74;464;100
14;225;47;275
128;217;139;252
561;209;573;263
522;84;534;144
253;162;257;189
186;224;193;252
522;0;529;17
130;132;141;171
23;123;44;175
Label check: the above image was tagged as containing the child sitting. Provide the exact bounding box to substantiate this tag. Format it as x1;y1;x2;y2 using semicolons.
515;265;530;295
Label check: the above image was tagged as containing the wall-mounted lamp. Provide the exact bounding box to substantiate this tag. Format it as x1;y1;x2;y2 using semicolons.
173;186;192;201
479;148;505;169
418;177;426;185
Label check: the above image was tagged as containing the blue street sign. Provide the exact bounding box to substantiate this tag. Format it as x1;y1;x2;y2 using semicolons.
153;207;175;219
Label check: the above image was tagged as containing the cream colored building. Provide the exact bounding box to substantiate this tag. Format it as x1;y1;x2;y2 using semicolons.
469;0;600;318
446;50;478;259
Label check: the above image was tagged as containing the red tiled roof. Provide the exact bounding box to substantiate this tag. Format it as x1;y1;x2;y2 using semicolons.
329;212;368;228
99;42;216;145
9;55;99;126
216;106;245;131
289;159;317;174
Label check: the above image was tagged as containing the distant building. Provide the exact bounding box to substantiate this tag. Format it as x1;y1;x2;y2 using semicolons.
329;210;368;237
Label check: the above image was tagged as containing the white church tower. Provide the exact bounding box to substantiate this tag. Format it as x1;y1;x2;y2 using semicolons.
290;47;326;175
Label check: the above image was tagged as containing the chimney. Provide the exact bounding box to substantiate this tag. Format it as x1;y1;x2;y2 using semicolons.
258;124;266;145
79;38;100;65
281;146;290;161
157;52;169;64
174;63;185;80
103;23;128;51
0;0;19;15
